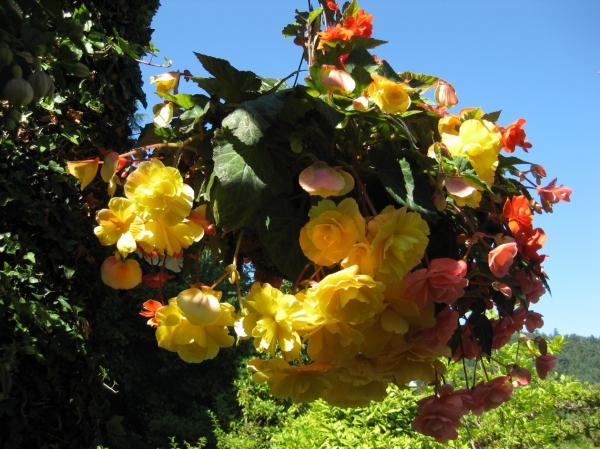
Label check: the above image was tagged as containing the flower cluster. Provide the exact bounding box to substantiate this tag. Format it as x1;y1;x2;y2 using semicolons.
66;1;571;443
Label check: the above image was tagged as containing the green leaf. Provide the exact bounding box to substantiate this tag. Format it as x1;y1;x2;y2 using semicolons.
222;92;287;146
107;415;127;436
498;155;530;168
397;71;440;89
345;46;378;73
369;147;438;222
259;199;309;282
156;92;196;109
193;53;261;103
342;0;360;20
282;22;301;38
308;8;323;24
460;108;484;121
212;129;274;232
134;123;165;148
482;110;502;123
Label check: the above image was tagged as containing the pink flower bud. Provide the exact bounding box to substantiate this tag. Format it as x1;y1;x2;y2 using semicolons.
298;161;354;197
435;81;458;108
319;65;356;95
352;96;369;111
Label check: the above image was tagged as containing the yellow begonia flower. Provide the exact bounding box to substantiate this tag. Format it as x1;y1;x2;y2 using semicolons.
239;282;307;360
150;71;180;94
367;73;411;114
66;157;99;190
305;320;364;362
248;358;334;403
155;297;235;363
442;119;503;186
367;206;430;282
438;115;461;136
94;197;145;257
306;265;385;324
340;240;374;277
124;159;194;227
138;219;203;257
153;102;174;128
299;197;365;266
322;377;388;408
100;252;142;289
100;151;120;183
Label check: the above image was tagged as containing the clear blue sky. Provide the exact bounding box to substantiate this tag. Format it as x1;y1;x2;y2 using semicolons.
139;1;600;337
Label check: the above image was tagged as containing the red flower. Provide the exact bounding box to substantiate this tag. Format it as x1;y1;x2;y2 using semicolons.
141;272;174;289
139;299;162;327
536;178;572;212
501;118;532;153
326;1;338;10
343;9;374;38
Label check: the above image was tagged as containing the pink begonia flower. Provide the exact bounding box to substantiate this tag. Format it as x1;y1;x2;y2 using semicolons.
488;241;518;278
508;365;531;387
496;282;512;297
491;307;526;350
298;161;354;198
352;96;369;112
404;258;468;308
536;355;558;380
435;80;459;108
513;270;546;304
525;311;544;333
411;397;464;443
471;376;513;414
421;306;459;346
535;178;572;212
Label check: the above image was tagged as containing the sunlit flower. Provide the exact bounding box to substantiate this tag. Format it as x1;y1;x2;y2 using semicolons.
138;219;203;256
298;161;354;198
508;365;531;387
238;282;306;360
503;195;533;236
94;197;145;257
139;299;163;327
367;74;411;114
100;252;142;289
176;287;222;325
124;159;194;226
66;157;99;190
445;176;482;208
501;118;532;153
306;265;385;324
317;25;354;49
248;358;334;403
435;81;458;108
150;71;180;94
341;240;374;277
438;115;461;136
367;205;430;282
319;65;356;95
488;240;518;278
343;9;374;37
442;119;503;185
155;297;235;363
536;178;572;212
352;96;369;111
299;197;365;266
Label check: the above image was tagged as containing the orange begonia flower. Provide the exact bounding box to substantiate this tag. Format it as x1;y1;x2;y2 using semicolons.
488;241;518;278
326;1;338;10
140;299;163;327
501;118;532;153
66;157;100;190
503;195;533;236
317;25;353;49
343;9;373;38
536;178;572;212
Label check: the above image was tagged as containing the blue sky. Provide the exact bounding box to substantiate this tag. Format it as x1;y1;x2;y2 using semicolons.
139;1;600;337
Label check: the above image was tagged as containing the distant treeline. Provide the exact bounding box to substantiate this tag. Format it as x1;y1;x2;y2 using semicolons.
552;333;600;387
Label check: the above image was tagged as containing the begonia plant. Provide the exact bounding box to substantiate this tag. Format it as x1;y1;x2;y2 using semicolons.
67;0;571;442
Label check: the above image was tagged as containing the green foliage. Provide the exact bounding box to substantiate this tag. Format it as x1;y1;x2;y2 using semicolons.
206;338;600;449
0;0;159;447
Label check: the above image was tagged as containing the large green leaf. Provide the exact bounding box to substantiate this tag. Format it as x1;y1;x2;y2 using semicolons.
259;199;309;282
212;129;274;232
369;147;438;222
192;52;261;103
222;91;288;146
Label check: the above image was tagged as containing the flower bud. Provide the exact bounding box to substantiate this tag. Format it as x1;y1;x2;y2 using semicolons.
435;81;458;108
176;287;222;325
352;96;369;111
319;65;355;95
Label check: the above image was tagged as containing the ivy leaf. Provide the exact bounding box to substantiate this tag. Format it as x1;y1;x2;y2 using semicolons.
222;92;287;146
259;199;309;282
212;129;274;232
